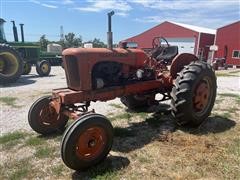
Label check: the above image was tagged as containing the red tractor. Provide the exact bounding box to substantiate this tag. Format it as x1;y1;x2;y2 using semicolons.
28;11;216;171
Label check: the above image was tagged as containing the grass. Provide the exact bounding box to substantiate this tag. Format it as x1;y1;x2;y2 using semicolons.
109;111;148;122
51;164;65;176
25;136;45;146
219;93;240;99
215;69;240;77
109;103;123;109
0;93;239;179
0;131;26;144
0;97;19;107
9;166;29;180
219;93;240;105
35;146;56;158
110;112;132;121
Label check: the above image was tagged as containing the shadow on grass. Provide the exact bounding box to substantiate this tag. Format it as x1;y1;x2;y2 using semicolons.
72;155;130;179
112;106;236;153
112;112;176;153
180;115;236;135
0;78;36;88
125;102;171;114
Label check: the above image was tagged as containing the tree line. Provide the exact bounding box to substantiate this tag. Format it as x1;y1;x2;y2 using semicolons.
39;32;107;51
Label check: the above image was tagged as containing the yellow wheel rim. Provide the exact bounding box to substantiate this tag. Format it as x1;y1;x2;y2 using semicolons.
24;63;30;72
41;63;49;74
0;58;5;71
0;52;19;77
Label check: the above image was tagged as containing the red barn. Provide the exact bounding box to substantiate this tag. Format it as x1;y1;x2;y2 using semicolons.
122;21;215;60
213;21;240;67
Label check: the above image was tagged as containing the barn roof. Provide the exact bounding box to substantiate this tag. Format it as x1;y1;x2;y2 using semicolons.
217;20;240;30
169;21;216;34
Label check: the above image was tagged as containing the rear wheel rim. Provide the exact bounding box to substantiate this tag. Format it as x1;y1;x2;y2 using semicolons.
76;127;107;161
193;77;211;115
0;52;19;77
24;63;30;72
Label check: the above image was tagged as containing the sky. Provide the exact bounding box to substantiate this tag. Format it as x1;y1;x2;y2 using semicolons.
0;0;239;43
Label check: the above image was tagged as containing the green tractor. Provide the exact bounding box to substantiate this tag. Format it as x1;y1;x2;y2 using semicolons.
0;18;62;84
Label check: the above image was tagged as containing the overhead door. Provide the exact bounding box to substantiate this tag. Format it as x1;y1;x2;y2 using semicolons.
163;38;195;54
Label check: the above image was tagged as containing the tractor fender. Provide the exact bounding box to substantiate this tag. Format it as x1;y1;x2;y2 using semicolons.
170;53;199;79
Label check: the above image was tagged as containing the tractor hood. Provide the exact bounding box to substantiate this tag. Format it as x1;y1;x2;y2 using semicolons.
62;47;148;68
62;48;149;91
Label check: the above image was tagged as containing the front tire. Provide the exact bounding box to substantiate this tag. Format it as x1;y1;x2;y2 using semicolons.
28;96;68;135
171;61;216;126
36;60;51;76
61;113;113;171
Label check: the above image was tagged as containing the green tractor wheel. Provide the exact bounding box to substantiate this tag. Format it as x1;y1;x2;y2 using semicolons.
36;60;51;76
22;62;32;75
0;44;23;84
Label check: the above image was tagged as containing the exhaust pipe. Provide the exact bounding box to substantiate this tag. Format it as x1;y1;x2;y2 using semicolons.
11;20;19;42
19;23;24;42
107;11;114;49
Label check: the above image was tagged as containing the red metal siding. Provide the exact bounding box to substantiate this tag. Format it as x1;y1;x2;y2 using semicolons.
124;21;199;49
199;33;215;59
214;21;240;65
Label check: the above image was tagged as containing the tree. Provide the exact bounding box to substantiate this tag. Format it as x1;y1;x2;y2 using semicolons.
91;38;107;48
39;35;49;51
64;33;82;48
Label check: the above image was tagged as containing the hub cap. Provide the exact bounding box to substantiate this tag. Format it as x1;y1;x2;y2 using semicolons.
193;79;210;114
38;105;59;127
0;52;19;77
76;127;107;161
41;63;49;74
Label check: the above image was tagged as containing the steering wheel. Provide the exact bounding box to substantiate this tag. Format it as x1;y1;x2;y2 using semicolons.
152;37;170;49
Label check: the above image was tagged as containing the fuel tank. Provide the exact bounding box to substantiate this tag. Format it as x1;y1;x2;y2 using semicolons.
62;48;149;91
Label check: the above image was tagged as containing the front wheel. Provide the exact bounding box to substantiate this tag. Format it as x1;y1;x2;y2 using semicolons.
22;62;32;75
171;61;217;126
36;60;51;76
61;113;113;171
28;96;68;135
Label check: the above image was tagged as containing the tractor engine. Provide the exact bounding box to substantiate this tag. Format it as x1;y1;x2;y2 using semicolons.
62;48;155;91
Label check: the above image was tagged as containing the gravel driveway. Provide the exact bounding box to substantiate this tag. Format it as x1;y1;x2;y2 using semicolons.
0;67;239;134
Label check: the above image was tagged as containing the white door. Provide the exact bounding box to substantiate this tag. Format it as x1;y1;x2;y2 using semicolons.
163;38;195;54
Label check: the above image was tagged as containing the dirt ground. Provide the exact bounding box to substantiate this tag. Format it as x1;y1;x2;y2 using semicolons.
0;67;239;134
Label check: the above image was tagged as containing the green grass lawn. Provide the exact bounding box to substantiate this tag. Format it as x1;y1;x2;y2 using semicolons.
215;69;240;77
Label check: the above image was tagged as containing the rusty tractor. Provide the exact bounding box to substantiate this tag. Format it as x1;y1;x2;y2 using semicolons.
28;11;217;171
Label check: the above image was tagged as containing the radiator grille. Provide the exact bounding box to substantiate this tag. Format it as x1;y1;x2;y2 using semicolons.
65;55;80;89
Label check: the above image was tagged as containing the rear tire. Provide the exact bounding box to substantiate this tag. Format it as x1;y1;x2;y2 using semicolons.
28;96;68;135
0;44;23;84
171;61;216;126
61;113;113;171
36;60;51;76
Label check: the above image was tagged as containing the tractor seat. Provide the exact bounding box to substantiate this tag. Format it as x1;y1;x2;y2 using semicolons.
156;46;178;62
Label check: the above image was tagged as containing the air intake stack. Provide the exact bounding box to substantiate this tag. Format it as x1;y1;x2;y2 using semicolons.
11;20;19;42
107;11;114;49
19;23;24;42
